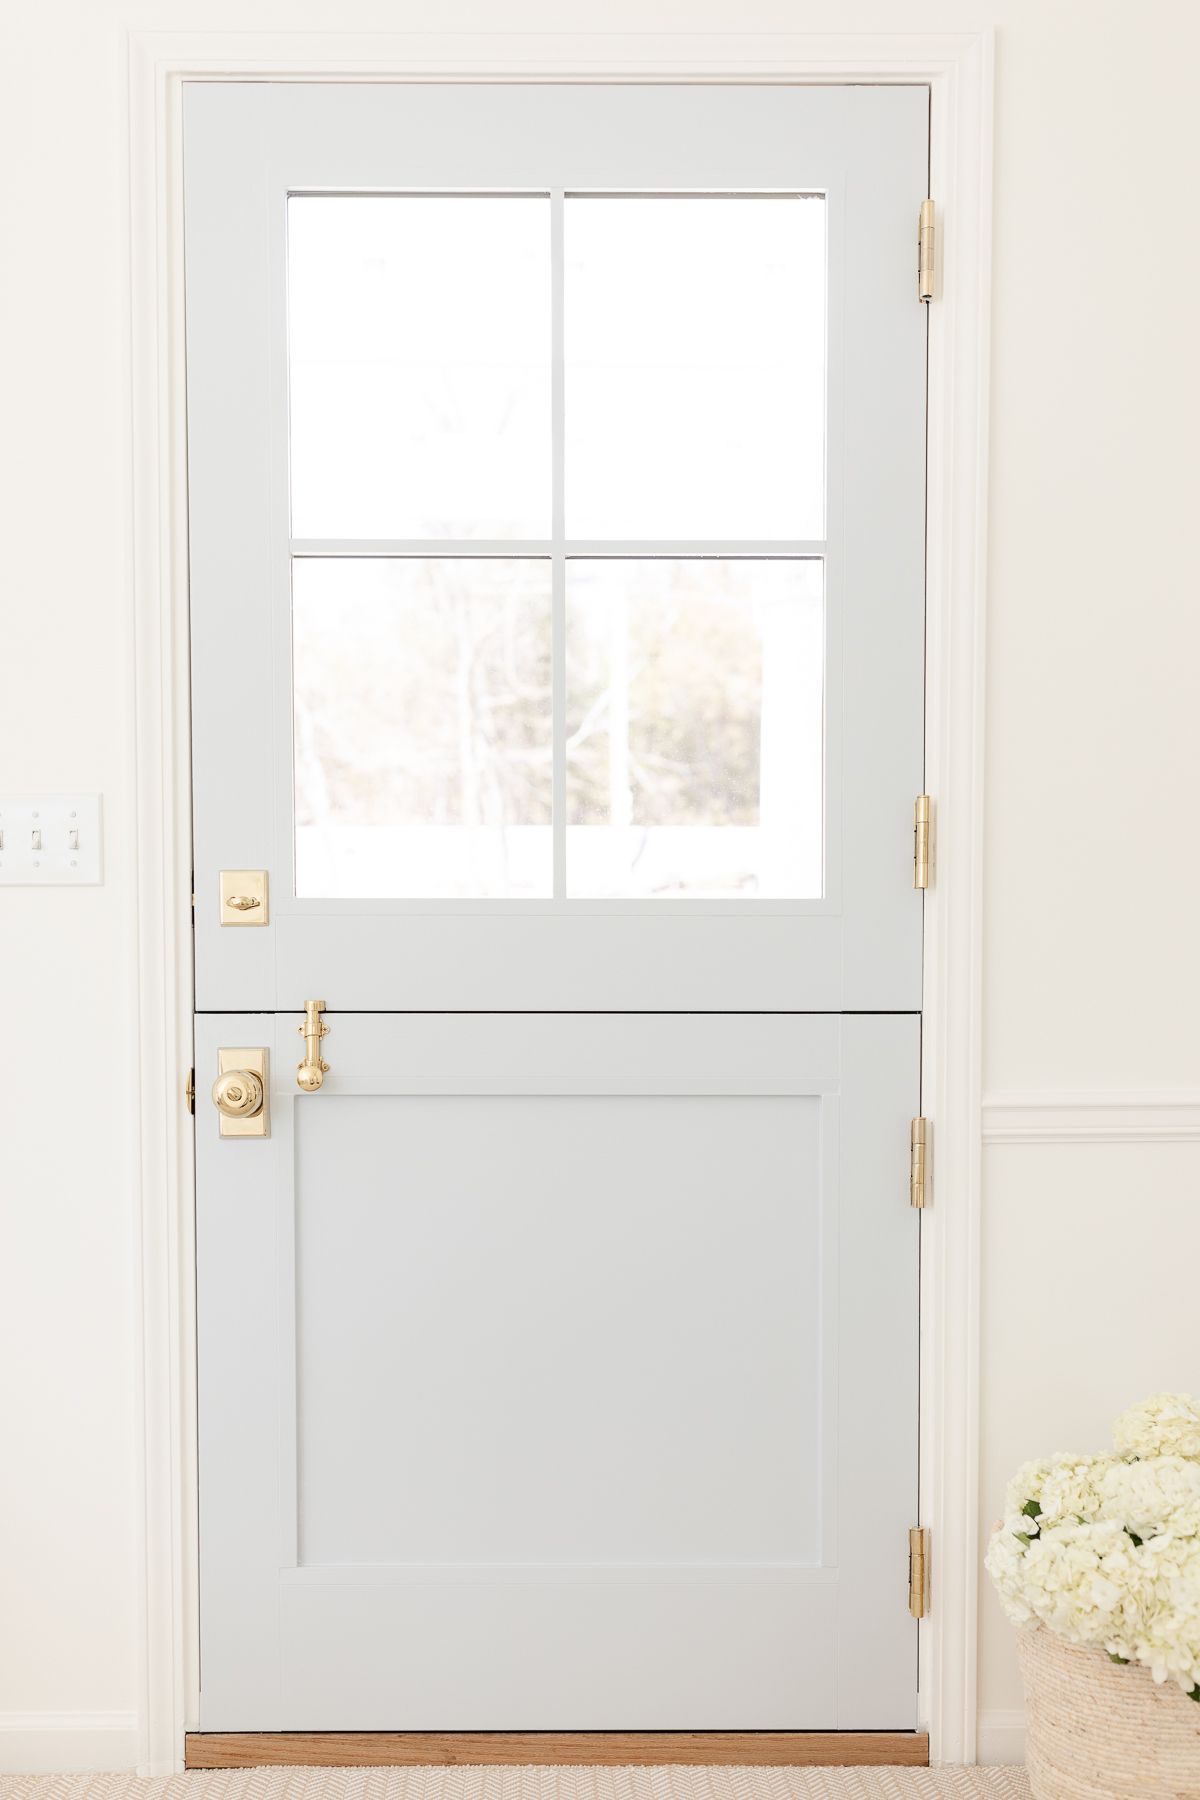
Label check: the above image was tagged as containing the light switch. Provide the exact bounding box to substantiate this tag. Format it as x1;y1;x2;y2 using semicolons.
0;795;103;885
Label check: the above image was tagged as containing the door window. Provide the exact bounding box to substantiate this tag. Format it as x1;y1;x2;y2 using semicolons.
287;192;826;902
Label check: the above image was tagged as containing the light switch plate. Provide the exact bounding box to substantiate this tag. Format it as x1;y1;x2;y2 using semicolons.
0;794;103;884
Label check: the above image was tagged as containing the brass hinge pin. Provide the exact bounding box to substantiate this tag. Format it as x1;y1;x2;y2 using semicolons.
910;1116;929;1209
914;794;932;889
909;1525;929;1618
918;199;935;302
184;1068;195;1114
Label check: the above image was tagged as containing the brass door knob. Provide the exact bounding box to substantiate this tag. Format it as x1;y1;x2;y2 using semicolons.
212;1068;265;1120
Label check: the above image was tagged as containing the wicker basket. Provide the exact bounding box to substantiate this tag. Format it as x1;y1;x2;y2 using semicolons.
1019;1624;1200;1800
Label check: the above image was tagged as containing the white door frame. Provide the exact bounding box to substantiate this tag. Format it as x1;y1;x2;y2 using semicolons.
126;26;993;1775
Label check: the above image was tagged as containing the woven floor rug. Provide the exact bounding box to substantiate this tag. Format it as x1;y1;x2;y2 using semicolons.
0;1770;1030;1800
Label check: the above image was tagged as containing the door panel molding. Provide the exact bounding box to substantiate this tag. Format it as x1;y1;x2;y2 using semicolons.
127;25;992;1775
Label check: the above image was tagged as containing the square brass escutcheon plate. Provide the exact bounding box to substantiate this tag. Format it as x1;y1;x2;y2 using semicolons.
216;1047;270;1138
216;1044;273;1137
220;868;269;925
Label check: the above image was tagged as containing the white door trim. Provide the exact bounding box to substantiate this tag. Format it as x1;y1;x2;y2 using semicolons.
125;26;992;1774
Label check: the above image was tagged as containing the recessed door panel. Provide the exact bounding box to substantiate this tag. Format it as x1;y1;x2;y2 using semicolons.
295;1093;824;1566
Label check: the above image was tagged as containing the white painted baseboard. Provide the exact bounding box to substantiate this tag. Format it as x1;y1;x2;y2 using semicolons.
976;1708;1026;1765
0;1712;139;1775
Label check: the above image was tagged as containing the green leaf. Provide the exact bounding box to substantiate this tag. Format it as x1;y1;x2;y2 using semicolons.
1021;1499;1041;1521
1189;1686;1200;1704
1014;1532;1033;1547
1126;1531;1144;1547
1108;1654;1130;1665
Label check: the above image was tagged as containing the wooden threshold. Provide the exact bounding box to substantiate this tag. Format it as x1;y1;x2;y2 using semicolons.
185;1731;929;1769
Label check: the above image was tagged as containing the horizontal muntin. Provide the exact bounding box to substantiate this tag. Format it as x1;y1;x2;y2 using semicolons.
290;538;828;559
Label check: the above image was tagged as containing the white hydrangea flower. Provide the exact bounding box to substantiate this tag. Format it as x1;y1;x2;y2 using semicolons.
1037;1455;1119;1527
1120;1533;1200;1694
1002;1453;1112;1529
985;1522;1036;1625
1002;1457;1059;1523
1017;1520;1138;1648
1113;1393;1200;1463
1092;1457;1200;1538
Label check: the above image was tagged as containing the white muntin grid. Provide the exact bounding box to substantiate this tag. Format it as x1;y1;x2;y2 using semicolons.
284;186;828;908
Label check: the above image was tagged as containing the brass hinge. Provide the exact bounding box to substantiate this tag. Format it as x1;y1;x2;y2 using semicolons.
913;794;932;889
184;1068;195;1114
909;1526;930;1617
918;199;935;302
910;1116;930;1208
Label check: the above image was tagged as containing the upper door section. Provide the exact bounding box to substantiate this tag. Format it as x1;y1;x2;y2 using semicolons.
184;83;928;1012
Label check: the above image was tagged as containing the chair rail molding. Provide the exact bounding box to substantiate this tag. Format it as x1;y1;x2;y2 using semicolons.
983;1090;1200;1144
126;23;993;1775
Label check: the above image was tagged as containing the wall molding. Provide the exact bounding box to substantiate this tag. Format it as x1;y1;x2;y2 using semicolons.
976;1709;1026;1766
127;25;993;1774
983;1091;1200;1144
0;1713;139;1775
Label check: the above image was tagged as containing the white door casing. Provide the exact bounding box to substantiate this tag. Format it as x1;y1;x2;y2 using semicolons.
128;33;992;1773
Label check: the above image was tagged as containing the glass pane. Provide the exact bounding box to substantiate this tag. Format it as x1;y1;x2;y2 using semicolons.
288;197;551;539
293;559;552;898
566;560;823;898
564;196;825;540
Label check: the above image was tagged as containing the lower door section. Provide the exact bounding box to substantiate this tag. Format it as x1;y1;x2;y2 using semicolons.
194;1013;919;1729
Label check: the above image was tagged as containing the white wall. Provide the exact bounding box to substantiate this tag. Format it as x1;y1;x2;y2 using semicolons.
1;0;1198;1773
